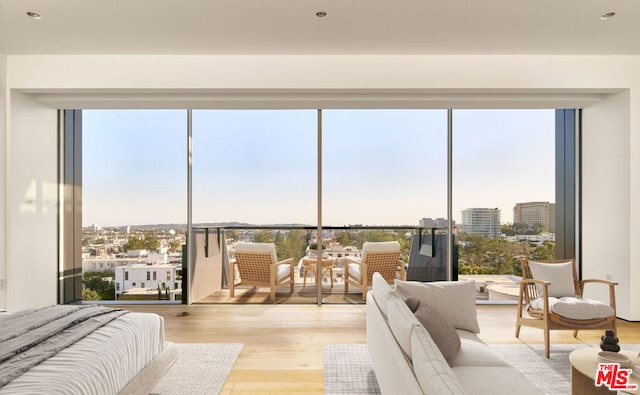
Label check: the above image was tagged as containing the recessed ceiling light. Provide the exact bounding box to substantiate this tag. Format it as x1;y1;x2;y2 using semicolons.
26;11;41;19
601;12;615;20
316;11;327;19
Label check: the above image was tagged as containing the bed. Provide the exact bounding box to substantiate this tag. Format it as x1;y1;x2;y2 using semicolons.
0;305;177;395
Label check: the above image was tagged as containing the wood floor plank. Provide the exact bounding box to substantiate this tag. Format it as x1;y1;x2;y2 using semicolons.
117;303;640;394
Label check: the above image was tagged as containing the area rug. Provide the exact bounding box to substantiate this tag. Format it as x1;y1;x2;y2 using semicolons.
151;343;243;395
489;343;640;395
324;343;640;395
324;344;381;395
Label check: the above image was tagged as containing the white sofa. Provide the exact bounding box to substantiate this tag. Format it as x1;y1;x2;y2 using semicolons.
366;273;543;395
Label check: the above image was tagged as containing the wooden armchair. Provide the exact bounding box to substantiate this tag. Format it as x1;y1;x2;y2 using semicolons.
230;242;295;302
345;241;406;300
516;258;617;358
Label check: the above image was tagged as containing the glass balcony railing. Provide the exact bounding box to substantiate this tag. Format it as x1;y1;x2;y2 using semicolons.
81;224;554;304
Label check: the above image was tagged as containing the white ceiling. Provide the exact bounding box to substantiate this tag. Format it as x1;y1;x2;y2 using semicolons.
1;0;639;56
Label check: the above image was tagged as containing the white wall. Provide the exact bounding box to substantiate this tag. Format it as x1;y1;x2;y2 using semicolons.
0;51;6;309
581;91;632;316
7;91;58;310
4;54;640;319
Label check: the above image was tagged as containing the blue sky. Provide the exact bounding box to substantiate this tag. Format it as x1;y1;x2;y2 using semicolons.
82;109;554;227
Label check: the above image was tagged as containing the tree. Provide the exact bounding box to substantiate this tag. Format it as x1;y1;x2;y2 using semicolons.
168;240;182;252
124;237;145;251
337;231;352;246
253;230;273;243
83;270;115;300
457;233;518;275
124;233;159;252
530;223;547;235
226;230;239;242
532;240;556;260
143;233;159;251
82;288;101;301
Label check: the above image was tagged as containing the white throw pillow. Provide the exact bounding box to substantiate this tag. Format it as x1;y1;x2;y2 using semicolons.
394;279;480;333
527;261;576;298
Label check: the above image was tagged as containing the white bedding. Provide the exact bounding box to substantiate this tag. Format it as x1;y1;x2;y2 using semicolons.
0;312;165;395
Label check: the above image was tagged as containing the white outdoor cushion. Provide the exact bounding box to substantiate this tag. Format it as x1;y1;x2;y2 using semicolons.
371;272;395;317
361;241;400;261
347;263;362;281
395;279;481;333
276;264;291;282
530;296;615;320
234;242;277;263
527;260;576;297
386;292;422;361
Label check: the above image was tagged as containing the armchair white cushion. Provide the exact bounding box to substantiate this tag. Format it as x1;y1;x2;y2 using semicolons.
361;241;401;261
530;296;615;320
234;242;277;262
230;242;294;302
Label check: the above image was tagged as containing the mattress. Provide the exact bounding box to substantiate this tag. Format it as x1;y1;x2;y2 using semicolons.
0;311;166;395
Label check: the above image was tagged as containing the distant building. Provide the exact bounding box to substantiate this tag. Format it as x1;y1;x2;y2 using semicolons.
461;208;501;239
127;249;148;257
114;263;182;298
513;202;556;233
91;224;102;232
419;217;455;228
324;244;362;260
119;225;130;234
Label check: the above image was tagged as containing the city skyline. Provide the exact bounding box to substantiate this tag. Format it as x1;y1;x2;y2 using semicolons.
82;109;555;227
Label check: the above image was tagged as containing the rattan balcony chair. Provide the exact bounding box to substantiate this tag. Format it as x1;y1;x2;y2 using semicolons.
345;241;406;300
516;258;617;358
230;242;295;302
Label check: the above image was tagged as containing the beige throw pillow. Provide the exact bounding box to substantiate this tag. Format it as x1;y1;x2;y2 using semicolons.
406;297;461;364
395;279;480;333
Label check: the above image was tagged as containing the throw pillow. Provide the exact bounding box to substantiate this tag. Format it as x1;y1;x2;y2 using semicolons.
394;279;480;333
527;261;576;298
405;297;461;364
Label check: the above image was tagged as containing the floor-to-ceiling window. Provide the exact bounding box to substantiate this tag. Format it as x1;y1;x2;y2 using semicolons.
322;110;448;299
191;110;317;303
81;110;187;301
452;109;556;301
70;107;567;305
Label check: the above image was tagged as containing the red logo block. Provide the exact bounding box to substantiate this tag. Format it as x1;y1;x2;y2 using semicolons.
595;363;638;391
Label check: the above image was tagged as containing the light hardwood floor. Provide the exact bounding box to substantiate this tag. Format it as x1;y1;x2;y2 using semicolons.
121;303;640;394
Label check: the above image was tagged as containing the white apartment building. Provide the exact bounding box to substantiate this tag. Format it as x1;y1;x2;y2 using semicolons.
461;208;501;239
324;244;362;260
114;263;182;298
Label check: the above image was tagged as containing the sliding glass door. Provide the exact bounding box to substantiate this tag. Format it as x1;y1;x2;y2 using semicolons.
191;110;317;303
69;107;568;305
